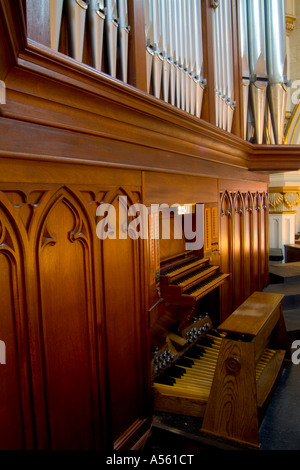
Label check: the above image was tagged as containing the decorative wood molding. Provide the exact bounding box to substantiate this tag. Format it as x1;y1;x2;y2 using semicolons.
249;145;300;172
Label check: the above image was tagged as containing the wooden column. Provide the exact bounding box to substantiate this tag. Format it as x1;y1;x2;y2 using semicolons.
201;0;216;125
25;0;50;47
128;0;147;92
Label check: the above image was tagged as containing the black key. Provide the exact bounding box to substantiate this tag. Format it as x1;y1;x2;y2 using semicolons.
166;365;186;378
185;347;203;359
172;266;212;285
184;273;222;295
160;258;198;276
176;357;194;368
197;336;214;347
155;376;176;386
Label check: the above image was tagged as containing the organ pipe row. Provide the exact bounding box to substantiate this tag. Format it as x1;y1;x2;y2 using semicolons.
145;0;206;118
46;0;287;144
212;0;236;133
49;0;129;82
239;0;287;144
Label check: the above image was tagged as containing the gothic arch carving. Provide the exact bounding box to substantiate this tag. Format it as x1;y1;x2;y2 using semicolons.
0;200;34;449
244;191;254;213
220;190;233;217
32;186;104;450
232;191;245;215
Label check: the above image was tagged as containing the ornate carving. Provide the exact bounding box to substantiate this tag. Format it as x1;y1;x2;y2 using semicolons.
284;192;300;209
220;191;232;217
233;192;244;215
41;224;57;249
269;191;300;211
269;192;284;208
225;356;241;375
1;190;46;232
244;192;254;213
0;216;15;252
69;217;89;245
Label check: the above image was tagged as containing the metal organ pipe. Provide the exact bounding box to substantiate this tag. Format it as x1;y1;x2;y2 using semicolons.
238;0;250;140
191;0;205;118
118;0;130;83
224;0;235;133
87;0;106;72
265;0;287;144
247;0;268;144
174;0;182;109
145;0;154;94
188;0;196;116
167;0;176;106
218;1;226;130
212;1;235;133
49;0;64;52
212;4;220;128
66;0;88;62
151;0;164;99
183;1;190;114
160;0;170;103
105;0;119;78
177;0;185;110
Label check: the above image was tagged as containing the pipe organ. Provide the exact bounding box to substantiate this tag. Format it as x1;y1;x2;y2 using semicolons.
1;0;297;452
27;0;289;144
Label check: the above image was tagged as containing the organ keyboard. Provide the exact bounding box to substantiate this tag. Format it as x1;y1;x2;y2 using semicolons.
152;292;291;449
159;252;229;306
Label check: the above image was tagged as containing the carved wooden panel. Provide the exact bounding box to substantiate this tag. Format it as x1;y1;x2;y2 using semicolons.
252;192;260;292
261;192;269;288
219;189;269;321
0;165;147;449
99;188;148;448
36;188;102;449
243;192;253;299
232;192;244;310
220;191;233;321
0;197;33;449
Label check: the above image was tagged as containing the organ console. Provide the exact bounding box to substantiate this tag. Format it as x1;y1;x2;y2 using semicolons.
151;291;291;449
148;198;290;450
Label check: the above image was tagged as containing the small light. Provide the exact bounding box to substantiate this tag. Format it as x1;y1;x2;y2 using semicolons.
178;205;187;215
